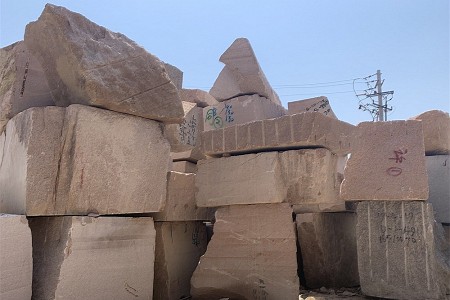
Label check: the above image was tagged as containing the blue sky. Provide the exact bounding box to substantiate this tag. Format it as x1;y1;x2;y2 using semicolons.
1;1;448;124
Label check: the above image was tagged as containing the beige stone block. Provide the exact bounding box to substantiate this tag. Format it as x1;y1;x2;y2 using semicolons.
171;161;197;173
288;96;337;118
341;120;429;201
153;221;207;300
0;214;32;300
163;62;183;89
202;112;355;156
171;148;205;163
296;212;359;288
30;216;155;300
152;172;211;221
196;149;343;207
191;204;299;300
203;94;285;131
411;110;450;155
210;38;281;106
24;4;183;123
179;89;219;108
0;107;65;215
426;155;450;223
0;41;55;133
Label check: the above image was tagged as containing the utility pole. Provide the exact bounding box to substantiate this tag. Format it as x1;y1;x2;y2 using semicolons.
376;70;384;122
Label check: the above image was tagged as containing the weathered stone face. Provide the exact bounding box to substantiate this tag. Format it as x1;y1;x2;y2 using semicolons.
411;110;450;155
153;221;207;300
163;62;183;89
0;41;55;133
288;96;337;119
356;201;447;300
296;212;359;289
29;216;156;300
171;161;197;173
24;4;183;123
340;120;429;201
179;89;218;108
210;38;281;105
0;214;33;300
191;204;299;300
426;155;450;223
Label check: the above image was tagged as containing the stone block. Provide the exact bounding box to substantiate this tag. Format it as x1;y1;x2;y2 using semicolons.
0;105;170;215
24;4;183;123
196;149;343;208
210;38;281;105
0;214;32;300
153;221;207;300
202;112;355;156
191;204;299;300
171;161;197;173
341;120;429;201
30;216;156;300
296;212;359;288
426;155;450;223
0;41;55;133
411;110;450;155
203;94;286;131
356;201;447;300
163;62;183;89
288;96;337;118
179;89;219;108
152;172;212;222
171;148;205;163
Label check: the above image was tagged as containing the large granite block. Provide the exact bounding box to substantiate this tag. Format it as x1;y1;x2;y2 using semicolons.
196;149;343;208
341;120;429;200
153;221;207;300
0;41;55;133
426;155;450;223
24;4;183;123
203;94;286;131
191;204;299;300
288;96;337;118
202;112;355;156
163;62;183;90
412;110;450;155
296;212;359;288
356;201;448;299
180;89;218;108
30;216;156;300
0;214;33;300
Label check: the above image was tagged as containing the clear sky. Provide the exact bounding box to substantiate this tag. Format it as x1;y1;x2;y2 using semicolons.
1;1;448;125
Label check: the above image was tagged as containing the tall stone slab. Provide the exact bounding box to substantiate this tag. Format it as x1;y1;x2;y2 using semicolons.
0;41;55;133
202;112;355;157
210;38;281;105
296;213;359;288
180;89;219;108
30;216;156;300
196;149;343;208
0;214;33;300
152;172;212;222
340;120;429;200
24;4;183;123
356;201;448;300
153;222;207;300
191;204;299;300
426;155;450;223
203;94;286;131
288;96;337;119
411;110;450;155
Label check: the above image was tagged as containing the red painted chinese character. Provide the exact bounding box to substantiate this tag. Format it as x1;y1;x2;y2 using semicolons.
389;149;407;163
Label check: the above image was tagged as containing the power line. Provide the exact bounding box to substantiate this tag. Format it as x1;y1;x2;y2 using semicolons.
280;90;366;97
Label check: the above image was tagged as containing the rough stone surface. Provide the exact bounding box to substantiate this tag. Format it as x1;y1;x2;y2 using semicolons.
296;212;359;288
426;155;450;223
152;172;212;221
288;96;337;119
191;204;299;300
341;120;429;200
202;112;355;156
196;149;343;208
0;41;55;133
180;89;219;108
171;148;205;163
411;110;450;155
0;214;32;300
153;221;207;300
30;216;156;300
210;38;281;105
0;107;65;215
163;62;183;90
203;94;286;131
171;161;197;173
24;4;183;123
356;201;447;300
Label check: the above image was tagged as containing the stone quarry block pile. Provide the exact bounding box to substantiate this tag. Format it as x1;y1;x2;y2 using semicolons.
0;4;449;300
